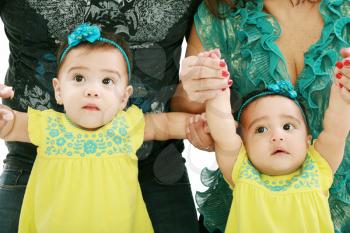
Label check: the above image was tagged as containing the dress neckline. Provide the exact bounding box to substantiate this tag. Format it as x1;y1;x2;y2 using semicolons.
63;111;120;134
255;0;328;90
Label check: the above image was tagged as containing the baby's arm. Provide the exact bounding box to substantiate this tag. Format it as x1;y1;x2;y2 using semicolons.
0;86;30;142
315;84;350;173
206;89;242;186
144;112;192;141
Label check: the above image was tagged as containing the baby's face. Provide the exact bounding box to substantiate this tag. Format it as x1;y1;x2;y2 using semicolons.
53;46;132;130
240;95;311;176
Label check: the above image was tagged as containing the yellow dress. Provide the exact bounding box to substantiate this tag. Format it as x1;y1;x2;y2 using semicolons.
225;145;334;233
18;106;153;233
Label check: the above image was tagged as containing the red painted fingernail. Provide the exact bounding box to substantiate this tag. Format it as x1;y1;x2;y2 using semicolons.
221;88;226;91
344;60;350;66
222;70;229;77
340;83;344;88
219;60;226;67
336;73;343;79
228;80;233;86
336;61;344;69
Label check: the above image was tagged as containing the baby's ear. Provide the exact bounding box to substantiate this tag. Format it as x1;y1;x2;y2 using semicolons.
307;135;312;146
52;78;63;105
120;85;133;110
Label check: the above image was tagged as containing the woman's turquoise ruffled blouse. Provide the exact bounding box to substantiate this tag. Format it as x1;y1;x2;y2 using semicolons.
194;1;350;232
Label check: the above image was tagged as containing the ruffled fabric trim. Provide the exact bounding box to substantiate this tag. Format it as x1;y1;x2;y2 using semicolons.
196;168;231;232
196;0;350;232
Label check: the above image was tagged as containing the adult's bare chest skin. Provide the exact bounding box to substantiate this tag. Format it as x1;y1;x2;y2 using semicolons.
270;6;324;84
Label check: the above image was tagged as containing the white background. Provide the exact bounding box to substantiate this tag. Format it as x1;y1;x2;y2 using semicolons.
0;21;217;201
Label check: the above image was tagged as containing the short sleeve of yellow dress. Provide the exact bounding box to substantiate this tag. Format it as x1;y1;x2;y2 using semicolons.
18;106;154;233
124;105;145;154
27;107;44;146
225;145;334;233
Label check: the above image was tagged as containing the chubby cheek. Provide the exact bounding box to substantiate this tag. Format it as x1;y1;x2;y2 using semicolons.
244;134;266;151
296;141;309;162
107;83;123;98
101;93;125;122
101;104;120;124
245;137;270;163
63;101;81;120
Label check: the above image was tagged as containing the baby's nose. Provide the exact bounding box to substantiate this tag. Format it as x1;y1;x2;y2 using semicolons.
271;137;284;142
271;130;284;142
85;89;99;97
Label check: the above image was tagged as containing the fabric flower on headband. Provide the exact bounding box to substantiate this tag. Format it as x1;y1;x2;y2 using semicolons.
236;80;302;122
59;23;132;80
67;23;101;47
267;81;297;99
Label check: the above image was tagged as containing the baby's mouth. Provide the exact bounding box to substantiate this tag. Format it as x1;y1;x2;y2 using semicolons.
271;148;289;156
82;104;100;111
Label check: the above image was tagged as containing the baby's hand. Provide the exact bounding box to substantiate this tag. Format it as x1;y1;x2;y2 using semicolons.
0;84;14;99
186;113;215;152
0;101;15;140
179;48;230;104
0;85;15;122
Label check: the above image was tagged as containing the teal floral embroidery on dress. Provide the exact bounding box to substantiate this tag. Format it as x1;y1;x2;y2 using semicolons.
56;138;66;146
113;136;122;145
44;113;132;157
84;140;97;154
49;129;59;137
119;127;127;136
239;154;320;191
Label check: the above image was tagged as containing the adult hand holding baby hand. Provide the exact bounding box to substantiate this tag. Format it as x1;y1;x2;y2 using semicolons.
186;113;215;152
183;49;232;152
180;48;231;104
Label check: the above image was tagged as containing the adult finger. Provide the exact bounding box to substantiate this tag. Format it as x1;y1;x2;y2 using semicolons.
339;84;350;104
181;55;224;71
335;70;350;91
210;48;221;58
340;48;350;58
183;66;229;81
193;77;230;91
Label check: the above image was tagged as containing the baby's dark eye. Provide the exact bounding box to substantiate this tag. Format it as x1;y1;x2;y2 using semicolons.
73;75;85;82
283;123;295;131
255;127;268;134
102;78;114;86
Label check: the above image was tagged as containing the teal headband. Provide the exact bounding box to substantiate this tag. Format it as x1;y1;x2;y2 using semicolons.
59;23;131;81
236;81;306;122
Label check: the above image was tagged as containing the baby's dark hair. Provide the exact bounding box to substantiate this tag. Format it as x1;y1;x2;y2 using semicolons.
231;88;310;135
56;30;132;79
